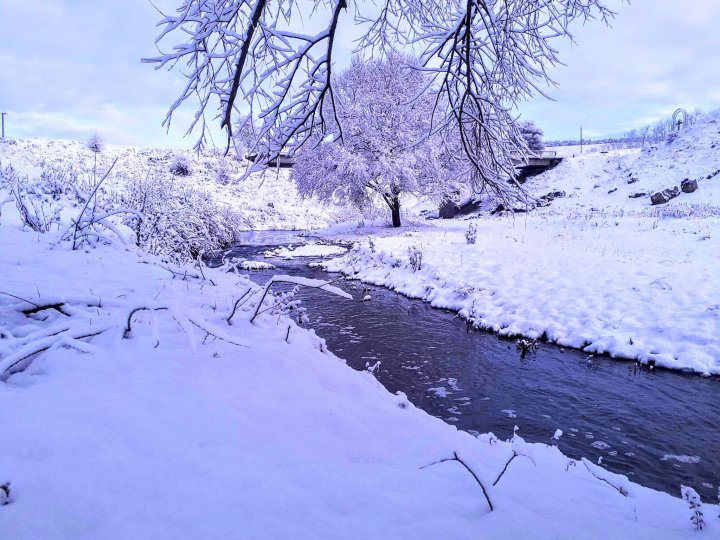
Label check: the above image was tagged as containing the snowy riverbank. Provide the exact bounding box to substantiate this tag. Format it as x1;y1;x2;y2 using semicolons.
1;169;717;538
322;113;720;376
323;212;720;375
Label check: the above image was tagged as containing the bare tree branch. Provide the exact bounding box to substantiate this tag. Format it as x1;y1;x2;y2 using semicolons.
421;451;494;511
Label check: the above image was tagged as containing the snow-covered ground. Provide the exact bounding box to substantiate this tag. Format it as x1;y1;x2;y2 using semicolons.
2;138;719;537
0;138;343;232
323;112;720;375
3;196;719;539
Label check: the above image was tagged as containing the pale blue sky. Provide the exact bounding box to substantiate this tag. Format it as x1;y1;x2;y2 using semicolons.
1;0;718;147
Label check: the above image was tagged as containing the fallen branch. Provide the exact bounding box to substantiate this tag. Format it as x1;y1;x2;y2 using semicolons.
492;451;536;486
141;260;203;281
124;306;169;336
0;324;113;380
22;303;69;317
0;291;40;308
581;458;628;497
251;275;352;324
186;317;250;348
493;452;519;486
226;288;255;324
420;452;494;511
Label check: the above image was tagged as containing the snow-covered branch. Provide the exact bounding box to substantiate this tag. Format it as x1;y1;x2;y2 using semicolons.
148;0;614;197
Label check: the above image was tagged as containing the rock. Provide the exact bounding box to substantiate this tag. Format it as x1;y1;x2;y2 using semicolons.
681;179;698;193
628;192;647;199
627;176;639;184
439;199;459;219
537;190;565;207
650;187;680;205
607;188;617;194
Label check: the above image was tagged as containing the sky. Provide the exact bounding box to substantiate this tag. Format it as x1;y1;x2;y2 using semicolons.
0;0;719;148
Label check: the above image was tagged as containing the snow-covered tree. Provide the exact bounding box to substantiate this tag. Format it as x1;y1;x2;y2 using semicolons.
145;0;614;200
233;115;263;161
86;133;104;180
86;133;104;154
518;121;545;153
292;56;460;228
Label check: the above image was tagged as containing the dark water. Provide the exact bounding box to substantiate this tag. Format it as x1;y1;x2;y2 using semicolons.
214;231;720;500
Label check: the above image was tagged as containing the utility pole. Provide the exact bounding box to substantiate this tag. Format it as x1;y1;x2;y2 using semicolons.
580;125;583;154
0;112;7;139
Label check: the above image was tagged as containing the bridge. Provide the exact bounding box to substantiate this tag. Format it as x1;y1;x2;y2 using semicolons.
246;153;295;168
512;150;563;182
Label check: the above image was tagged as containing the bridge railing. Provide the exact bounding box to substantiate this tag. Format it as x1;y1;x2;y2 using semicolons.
510;150;558;165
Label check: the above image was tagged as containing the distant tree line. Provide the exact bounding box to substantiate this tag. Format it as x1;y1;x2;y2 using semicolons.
546;109;704;148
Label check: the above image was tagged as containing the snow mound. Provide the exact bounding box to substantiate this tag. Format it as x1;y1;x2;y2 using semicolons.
265;243;348;258
240;260;276;270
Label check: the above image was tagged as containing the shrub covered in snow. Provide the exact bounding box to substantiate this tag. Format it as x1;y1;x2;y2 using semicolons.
465;223;478;244
118;173;245;261
408;245;423;272
169;155;192;176
1;158;246;262
681;485;705;531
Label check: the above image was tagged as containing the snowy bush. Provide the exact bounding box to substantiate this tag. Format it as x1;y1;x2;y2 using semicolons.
39;166;79;199
0;162;18;190
215;159;232;185
119;174;244;262
666;131;679;144
408;246;423;272
465;223;478;245
681;485;705;531
0;482;12;506
169;155;192;176
266;286;310;326
60;160;137;250
13;183;61;233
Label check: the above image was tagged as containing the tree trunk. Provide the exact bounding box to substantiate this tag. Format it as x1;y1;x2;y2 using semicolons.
388;195;401;227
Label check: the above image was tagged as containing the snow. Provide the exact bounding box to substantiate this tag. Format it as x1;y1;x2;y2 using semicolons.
264;242;348;258
239;259;276;270
322;111;720;375
266;274;353;300
662;455;702;465
2;143;718;538
0;138;345;232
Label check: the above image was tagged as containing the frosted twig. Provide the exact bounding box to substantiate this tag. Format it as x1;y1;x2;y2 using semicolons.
421;451;493;511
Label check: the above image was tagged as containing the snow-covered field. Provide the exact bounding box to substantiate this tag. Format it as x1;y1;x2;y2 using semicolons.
1;189;717;538
323;112;720;375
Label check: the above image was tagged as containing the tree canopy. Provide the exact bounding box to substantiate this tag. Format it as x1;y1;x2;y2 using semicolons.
293;56;462;227
145;0;614;199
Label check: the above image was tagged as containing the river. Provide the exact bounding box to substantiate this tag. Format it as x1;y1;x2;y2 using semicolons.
212;231;720;501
